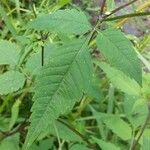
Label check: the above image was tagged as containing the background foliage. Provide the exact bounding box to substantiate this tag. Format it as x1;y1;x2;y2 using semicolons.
0;0;150;150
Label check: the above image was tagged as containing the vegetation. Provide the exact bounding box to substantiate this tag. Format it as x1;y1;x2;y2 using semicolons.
0;0;150;150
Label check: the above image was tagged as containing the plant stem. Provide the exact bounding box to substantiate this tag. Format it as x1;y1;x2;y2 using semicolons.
88;0;139;43
104;11;150;21
107;84;114;114
53;122;61;149
0;119;28;141
136;50;150;73
100;0;106;16
105;0;138;18
130;102;150;150
0;3;17;37
30;0;37;18
30;0;48;66
57;118;96;149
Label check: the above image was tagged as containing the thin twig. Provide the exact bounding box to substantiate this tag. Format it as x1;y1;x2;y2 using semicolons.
57;118;96;149
89;0;139;43
30;0;37;18
104;0;138;19
30;0;49;66
136;50;150;73
104;11;150;21
100;0;106;16
40;31;49;66
0;119;28;141
131;103;150;150
53;122;61;148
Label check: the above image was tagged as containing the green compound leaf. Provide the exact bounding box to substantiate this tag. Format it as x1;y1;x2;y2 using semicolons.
24;39;93;149
96;29;142;85
27;9;92;35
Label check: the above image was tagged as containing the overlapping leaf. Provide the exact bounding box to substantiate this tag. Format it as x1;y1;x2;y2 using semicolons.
70;144;90;150
98;62;141;96
26;43;56;75
0;71;25;95
103;116;132;140
9;100;21;130
24;39;93;149
93;112;132;141
37;120;82;142
142;136;150;150
27;9;91;34
96;29;142;85
0;134;20;150
0;40;20;66
92;137;120;150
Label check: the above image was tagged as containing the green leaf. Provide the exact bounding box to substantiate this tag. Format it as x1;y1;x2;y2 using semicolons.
97;62;141;96
0;117;10;132
37;120;82;142
51;0;71;11
96;29;142;85
123;95;148;129
0;133;20;150
103;116;132;140
0;40;20;66
92;137;120;150
28;139;54;150
93;112;132;140
90;107;106;140
106;0;115;12
123;95;137;115
70;144;90;150
0;5;17;37
9;99;21;130
0;71;25;95
86;74;104;101
26;43;56;75
142;136;150;150
27;9;91;34
24;39;93;149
